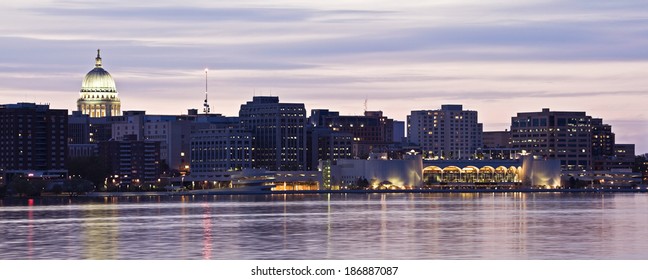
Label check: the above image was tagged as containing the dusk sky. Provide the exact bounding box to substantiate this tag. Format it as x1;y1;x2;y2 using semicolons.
1;0;647;153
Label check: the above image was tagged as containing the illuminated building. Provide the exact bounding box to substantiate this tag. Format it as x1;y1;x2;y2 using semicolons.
422;159;522;185
324;155;561;188
520;156;562;187
408;105;483;159
325;152;423;189
239;96;307;171
273;171;322;191
510;108;592;170
77;50;121;118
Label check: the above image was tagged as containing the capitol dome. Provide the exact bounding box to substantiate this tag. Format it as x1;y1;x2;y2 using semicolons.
81;68;117;92
77;49;121;118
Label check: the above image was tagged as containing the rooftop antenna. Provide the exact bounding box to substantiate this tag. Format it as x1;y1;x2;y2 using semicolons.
203;68;210;114
364;97;368;113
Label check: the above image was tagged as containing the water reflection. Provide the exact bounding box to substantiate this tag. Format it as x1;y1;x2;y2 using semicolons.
1;193;648;259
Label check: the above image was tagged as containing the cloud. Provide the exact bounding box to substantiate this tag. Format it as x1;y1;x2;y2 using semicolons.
28;6;394;24
1;0;648;152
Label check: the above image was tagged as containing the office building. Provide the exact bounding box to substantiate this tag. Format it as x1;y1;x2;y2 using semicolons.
190;126;253;174
239;96;307;171
510;108;592;170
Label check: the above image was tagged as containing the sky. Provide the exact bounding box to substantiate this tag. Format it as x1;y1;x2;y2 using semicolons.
1;0;647;153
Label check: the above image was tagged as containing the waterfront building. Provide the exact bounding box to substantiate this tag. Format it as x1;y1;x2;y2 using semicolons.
0;103;68;180
77;50;121;118
520;156;562;187
273;171;322;191
562;168;642;188
422;159;522;185
634;154;648;184
99;135;161;188
510;108;592;170
593;144;636;170
323;152;423;189
407;105;483;159
239;96;307;171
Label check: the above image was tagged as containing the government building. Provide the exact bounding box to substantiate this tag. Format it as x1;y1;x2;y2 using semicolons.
77;49;121;118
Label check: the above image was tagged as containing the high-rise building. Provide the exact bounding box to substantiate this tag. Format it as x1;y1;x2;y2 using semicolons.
0;103;68;172
407;105;483;159
77;49;121;118
510;108;592;170
591;118;615;158
239;96;307;171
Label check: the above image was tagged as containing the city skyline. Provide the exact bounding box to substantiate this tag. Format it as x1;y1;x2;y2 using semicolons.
1;1;647;153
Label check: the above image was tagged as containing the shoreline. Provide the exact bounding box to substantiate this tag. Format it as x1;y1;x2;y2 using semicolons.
22;187;648;198
3;187;647;200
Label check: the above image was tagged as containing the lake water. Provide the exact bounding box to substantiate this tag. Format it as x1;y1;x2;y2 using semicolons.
1;193;648;260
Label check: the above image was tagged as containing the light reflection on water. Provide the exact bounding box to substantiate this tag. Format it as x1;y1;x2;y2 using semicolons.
1;193;648;259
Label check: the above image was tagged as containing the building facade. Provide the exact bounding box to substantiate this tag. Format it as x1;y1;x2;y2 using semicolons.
0;103;68;172
408;105;483;159
483;130;511;148
591;118;615;158
99;135;161;187
77;50;121;118
510;108;592;171
593;144;636;171
111;111;215;173
239;96;307;171
311;109;396;158
190;127;253;174
306;127;353;171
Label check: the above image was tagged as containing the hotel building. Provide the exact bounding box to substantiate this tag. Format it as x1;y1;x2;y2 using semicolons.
407;105;483;159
